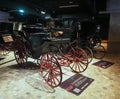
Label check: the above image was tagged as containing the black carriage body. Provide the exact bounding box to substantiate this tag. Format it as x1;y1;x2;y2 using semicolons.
16;24;50;59
29;32;50;59
30;27;72;58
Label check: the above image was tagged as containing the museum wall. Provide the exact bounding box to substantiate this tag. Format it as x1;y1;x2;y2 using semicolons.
107;0;120;53
0;11;10;22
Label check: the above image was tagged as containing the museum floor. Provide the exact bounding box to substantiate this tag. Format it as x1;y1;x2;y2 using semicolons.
0;42;120;99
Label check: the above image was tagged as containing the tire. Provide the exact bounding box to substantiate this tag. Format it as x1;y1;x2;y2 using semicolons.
82;47;93;64
93;44;106;59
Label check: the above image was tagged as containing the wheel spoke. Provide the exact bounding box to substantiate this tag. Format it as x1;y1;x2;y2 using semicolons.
77;63;81;72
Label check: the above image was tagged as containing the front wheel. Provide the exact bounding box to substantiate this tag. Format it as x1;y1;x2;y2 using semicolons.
39;53;62;87
0;44;11;55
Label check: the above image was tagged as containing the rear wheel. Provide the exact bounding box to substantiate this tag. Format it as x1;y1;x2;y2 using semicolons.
93;44;106;59
14;36;27;67
68;47;88;73
14;49;27;67
82;47;93;64
49;44;59;55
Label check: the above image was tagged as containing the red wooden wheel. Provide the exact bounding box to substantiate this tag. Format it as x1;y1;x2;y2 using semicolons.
40;53;62;87
0;44;10;55
14;37;27;67
68;47;88;73
14;49;27;67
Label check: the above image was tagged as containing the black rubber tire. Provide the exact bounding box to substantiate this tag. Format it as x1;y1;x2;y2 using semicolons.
93;44;106;59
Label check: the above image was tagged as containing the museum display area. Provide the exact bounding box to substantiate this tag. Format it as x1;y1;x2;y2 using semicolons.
0;0;120;99
0;49;119;99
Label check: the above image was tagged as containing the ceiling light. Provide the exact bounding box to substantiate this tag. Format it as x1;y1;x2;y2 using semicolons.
41;11;46;14
69;1;73;4
59;4;79;8
19;9;24;13
8;9;25;13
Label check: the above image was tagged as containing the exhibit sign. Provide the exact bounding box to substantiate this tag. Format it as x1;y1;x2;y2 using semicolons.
60;74;94;95
93;60;114;69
